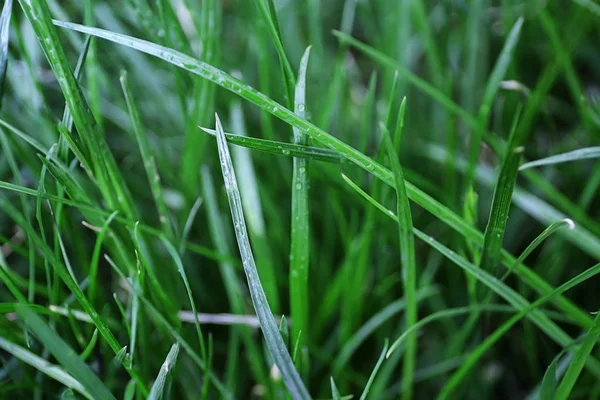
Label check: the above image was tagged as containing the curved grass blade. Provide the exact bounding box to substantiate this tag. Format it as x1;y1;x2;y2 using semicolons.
519;146;600;170
0;0;13;110
290;45;311;350
48;20;600;334
148;343;180;400
360;339;389;400
213;114;311;399
16;305;116;400
0;336;91;399
200;127;343;163
553;312;600;400
437;262;600;399
382;98;417;400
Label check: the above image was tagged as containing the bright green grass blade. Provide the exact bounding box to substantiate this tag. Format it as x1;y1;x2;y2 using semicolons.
200;127;343;163
519;147;600;170
160;237;207;361
148;343;180;400
79;328;98;361
120;70;174;238
437;262;600;399
0;336;90;398
83;0;101;131
254;0;295;109
339;173;600;374
46;20;599;333
540;353;561;399
290;45;311;349
382;98;417;400
332;286;438;374
230;100;279;312
330;377;342;400
479;106;523;274
87;211;119;303
0;0;13;109
553;312;600;400
16;305;116;400
179;197;203;256
465;17;524;191
19;0;138;219
213;114;311;399
360;339;389;400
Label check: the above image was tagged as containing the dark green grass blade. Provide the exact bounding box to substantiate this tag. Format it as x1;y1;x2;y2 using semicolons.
213;114;311;399
553;312;600;400
0;0;13;110
290;46;311;350
200;127;343;163
382;98;417;400
50;20;598;335
16;305;116;400
520;147;600;170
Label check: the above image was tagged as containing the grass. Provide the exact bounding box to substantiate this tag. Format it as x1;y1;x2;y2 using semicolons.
1;1;600;399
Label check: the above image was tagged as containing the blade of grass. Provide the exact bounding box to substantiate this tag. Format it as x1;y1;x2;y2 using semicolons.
359;339;389;400
213;113;311;399
290;45;311;350
382;98;417;400
120;70;174;239
148;343;180;400
200;127;343;163
519;147;600;170
553;312;600;400
0;336;90;399
16;305;116;400
0;0;13;109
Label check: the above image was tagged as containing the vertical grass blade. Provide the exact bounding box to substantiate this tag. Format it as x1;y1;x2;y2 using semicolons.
148;343;180;400
16;305;116;400
382;98;417;400
553;312;600;400
213;114;311;399
290;46;311;350
0;0;13;109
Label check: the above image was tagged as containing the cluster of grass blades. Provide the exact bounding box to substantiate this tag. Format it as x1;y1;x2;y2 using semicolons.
1;0;600;399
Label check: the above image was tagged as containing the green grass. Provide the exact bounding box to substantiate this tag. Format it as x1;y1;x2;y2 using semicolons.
1;1;600;399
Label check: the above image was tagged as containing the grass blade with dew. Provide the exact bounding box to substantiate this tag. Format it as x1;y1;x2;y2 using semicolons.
120;70;174;239
200;127;343;163
19;0;138;220
339;173;600;377
437;262;600;399
382;98;418;400
290;45;311;350
464;17;524;192
213;114;311;399
553;312;600;400
50;20;599;334
16;305;116;400
519;146;600;170
230;100;280;312
359;339;389;400
0;336;91;399
0;0;13;109
148;343;180;400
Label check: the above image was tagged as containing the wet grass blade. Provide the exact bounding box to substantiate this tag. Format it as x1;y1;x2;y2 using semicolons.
553;312;600;400
148;343;180;400
382;98;417;400
200;127;343;163
213;114;311;399
519;146;600;170
290;46;311;349
16;305;116;400
0;0;13;109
